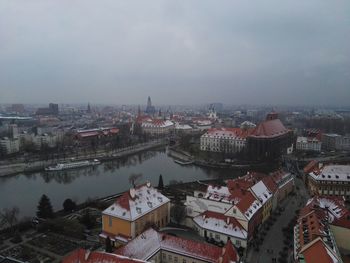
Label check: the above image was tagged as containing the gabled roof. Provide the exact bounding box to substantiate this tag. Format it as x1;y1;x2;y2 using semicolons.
62;249;147;263
221;240;239;263
299;238;341;263
235;191;262;220
261;176;278;194
102;183;170;222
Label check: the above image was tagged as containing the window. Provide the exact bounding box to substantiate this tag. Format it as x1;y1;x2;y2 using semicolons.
236;240;241;246
215;234;220;240
108;216;112;227
174;257;178;263
168;255;172;261
163;254;166;259
183;259;186;263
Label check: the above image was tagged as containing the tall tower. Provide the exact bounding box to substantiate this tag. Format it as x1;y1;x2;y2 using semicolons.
147;96;152;108
145;96;155;115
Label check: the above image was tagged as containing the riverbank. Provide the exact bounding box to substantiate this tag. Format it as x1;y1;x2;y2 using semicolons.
168;146;269;170
0;140;167;177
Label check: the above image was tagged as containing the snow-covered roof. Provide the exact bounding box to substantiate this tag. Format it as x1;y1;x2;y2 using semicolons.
117;228;237;263
193;211;247;240
297;136;321;143
175;123;193;130
235;192;262;220
305;196;347;223
309;165;350;182
250;181;272;205
102;183;170;221
205;185;235;203
141;120;174;128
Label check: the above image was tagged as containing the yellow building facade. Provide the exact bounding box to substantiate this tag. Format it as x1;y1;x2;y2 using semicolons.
100;182;170;246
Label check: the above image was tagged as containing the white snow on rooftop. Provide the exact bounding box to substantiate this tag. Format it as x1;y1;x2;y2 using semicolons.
310;165;350;182
103;184;170;221
243;199;262;220
193;214;247;240
205;185;233;203
250;181;272;205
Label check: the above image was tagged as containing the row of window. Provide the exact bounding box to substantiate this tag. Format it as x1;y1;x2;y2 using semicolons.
163;253;195;263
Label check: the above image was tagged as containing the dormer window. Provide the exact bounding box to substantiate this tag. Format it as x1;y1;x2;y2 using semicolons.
136;207;142;214
147;201;153;208
158;197;163;202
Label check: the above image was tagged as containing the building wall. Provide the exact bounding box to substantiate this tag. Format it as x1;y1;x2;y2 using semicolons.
192;222;247;248
200;134;246;153
296;137;321;152
102;202;170;241
102;215;131;238
330;225;350;251
261;198;272;223
160;249;215;263
307;177;350;197
0;138;20;155
134;203;170;237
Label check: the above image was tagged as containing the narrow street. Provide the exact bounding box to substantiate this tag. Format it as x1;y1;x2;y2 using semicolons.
246;176;309;263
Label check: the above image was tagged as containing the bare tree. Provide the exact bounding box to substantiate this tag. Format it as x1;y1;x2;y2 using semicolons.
0;207;20;233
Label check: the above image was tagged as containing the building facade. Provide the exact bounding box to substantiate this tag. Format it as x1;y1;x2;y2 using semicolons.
296;136;322;152
200;128;251;153
307;163;350;199
100;182;170;246
141;120;174;135
246;112;294;160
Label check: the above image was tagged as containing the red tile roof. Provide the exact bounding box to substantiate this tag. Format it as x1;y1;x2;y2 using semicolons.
261;176;278;194
221;240;239;263
300;238;340;263
250;119;289;138
235;192;258;215
303;160;318;174
206;127;254;139
62;249;146;263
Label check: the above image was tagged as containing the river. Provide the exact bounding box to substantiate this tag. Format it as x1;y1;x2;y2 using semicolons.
0;148;245;218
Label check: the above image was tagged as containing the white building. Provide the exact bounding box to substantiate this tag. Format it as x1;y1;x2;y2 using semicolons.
200;128;250;153
175;123;193;134
296;136;322;152
322;133;350;151
141;120;174;135
0;137;20;155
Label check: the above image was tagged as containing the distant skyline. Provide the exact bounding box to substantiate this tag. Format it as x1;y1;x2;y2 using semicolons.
1;0;350;106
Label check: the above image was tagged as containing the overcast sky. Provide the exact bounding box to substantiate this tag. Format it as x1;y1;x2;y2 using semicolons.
0;0;349;106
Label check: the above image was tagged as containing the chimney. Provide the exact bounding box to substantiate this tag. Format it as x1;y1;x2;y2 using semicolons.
85;250;91;260
129;188;136;199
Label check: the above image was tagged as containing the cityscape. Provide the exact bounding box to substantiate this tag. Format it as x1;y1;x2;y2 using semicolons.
1;1;350;263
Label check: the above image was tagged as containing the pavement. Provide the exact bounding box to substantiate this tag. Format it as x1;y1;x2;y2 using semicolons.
246;176;309;263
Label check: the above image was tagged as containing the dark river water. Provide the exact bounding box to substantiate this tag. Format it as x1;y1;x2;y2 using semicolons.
0;148;245;218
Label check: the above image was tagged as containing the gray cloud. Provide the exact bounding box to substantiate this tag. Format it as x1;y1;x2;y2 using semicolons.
0;0;349;106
